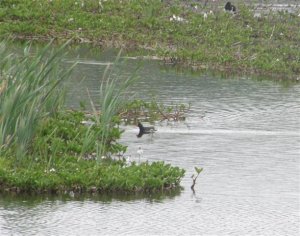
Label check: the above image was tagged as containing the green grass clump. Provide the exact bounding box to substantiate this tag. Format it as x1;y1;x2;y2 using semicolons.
0;0;299;79
31;110;126;161
0;157;185;194
0;40;74;162
89;52;138;158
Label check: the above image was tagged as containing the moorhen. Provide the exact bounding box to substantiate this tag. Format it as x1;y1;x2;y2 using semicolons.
137;122;157;138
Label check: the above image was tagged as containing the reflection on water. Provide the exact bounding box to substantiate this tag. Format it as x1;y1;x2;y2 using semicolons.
0;45;299;235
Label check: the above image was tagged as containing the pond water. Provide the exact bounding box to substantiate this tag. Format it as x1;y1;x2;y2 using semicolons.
1;46;300;235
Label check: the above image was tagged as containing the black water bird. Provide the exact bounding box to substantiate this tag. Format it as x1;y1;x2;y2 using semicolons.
137;122;156;138
225;2;236;13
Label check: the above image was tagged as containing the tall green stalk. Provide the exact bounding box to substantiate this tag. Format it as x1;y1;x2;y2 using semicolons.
0;40;75;163
84;51;139;161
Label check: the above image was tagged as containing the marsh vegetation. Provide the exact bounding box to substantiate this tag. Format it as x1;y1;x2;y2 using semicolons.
0;0;299;79
0;41;185;194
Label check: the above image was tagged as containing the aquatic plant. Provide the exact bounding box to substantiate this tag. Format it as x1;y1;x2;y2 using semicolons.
0;157;185;194
83;51;139;160
0;41;186;195
32;110;126;163
191;166;203;192
7;108;185;194
1;0;298;79
121;99;190;123
0;40;75;163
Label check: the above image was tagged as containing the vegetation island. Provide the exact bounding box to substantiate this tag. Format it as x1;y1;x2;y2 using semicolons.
0;0;299;195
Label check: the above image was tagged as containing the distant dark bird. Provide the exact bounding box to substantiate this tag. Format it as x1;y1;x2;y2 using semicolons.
225;2;236;13
137;122;156;138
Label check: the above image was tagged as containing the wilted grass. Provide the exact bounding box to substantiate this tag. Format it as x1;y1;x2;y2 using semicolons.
0;40;75;163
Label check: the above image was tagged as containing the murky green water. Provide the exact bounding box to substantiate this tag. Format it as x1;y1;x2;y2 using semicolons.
1;45;299;235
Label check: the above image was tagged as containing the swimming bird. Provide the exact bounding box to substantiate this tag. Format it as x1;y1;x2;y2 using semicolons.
225;2;236;13
137;122;156;138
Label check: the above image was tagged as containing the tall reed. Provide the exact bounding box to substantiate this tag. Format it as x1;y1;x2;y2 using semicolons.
0;40;75;163
83;51;139;161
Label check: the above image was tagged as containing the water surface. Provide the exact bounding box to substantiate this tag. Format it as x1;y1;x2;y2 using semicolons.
0;46;299;235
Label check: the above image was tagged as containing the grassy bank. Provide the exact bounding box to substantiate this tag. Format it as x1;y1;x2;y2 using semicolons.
0;157;185;194
0;0;299;79
0;41;185;194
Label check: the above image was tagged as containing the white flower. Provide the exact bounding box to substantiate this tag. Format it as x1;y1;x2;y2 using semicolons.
170;14;185;22
177;16;184;22
125;156;131;166
50;168;56;172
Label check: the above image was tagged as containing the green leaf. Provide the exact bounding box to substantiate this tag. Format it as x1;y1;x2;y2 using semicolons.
194;167;203;174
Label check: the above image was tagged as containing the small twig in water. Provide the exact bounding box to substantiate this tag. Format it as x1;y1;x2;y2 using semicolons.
191;167;203;192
